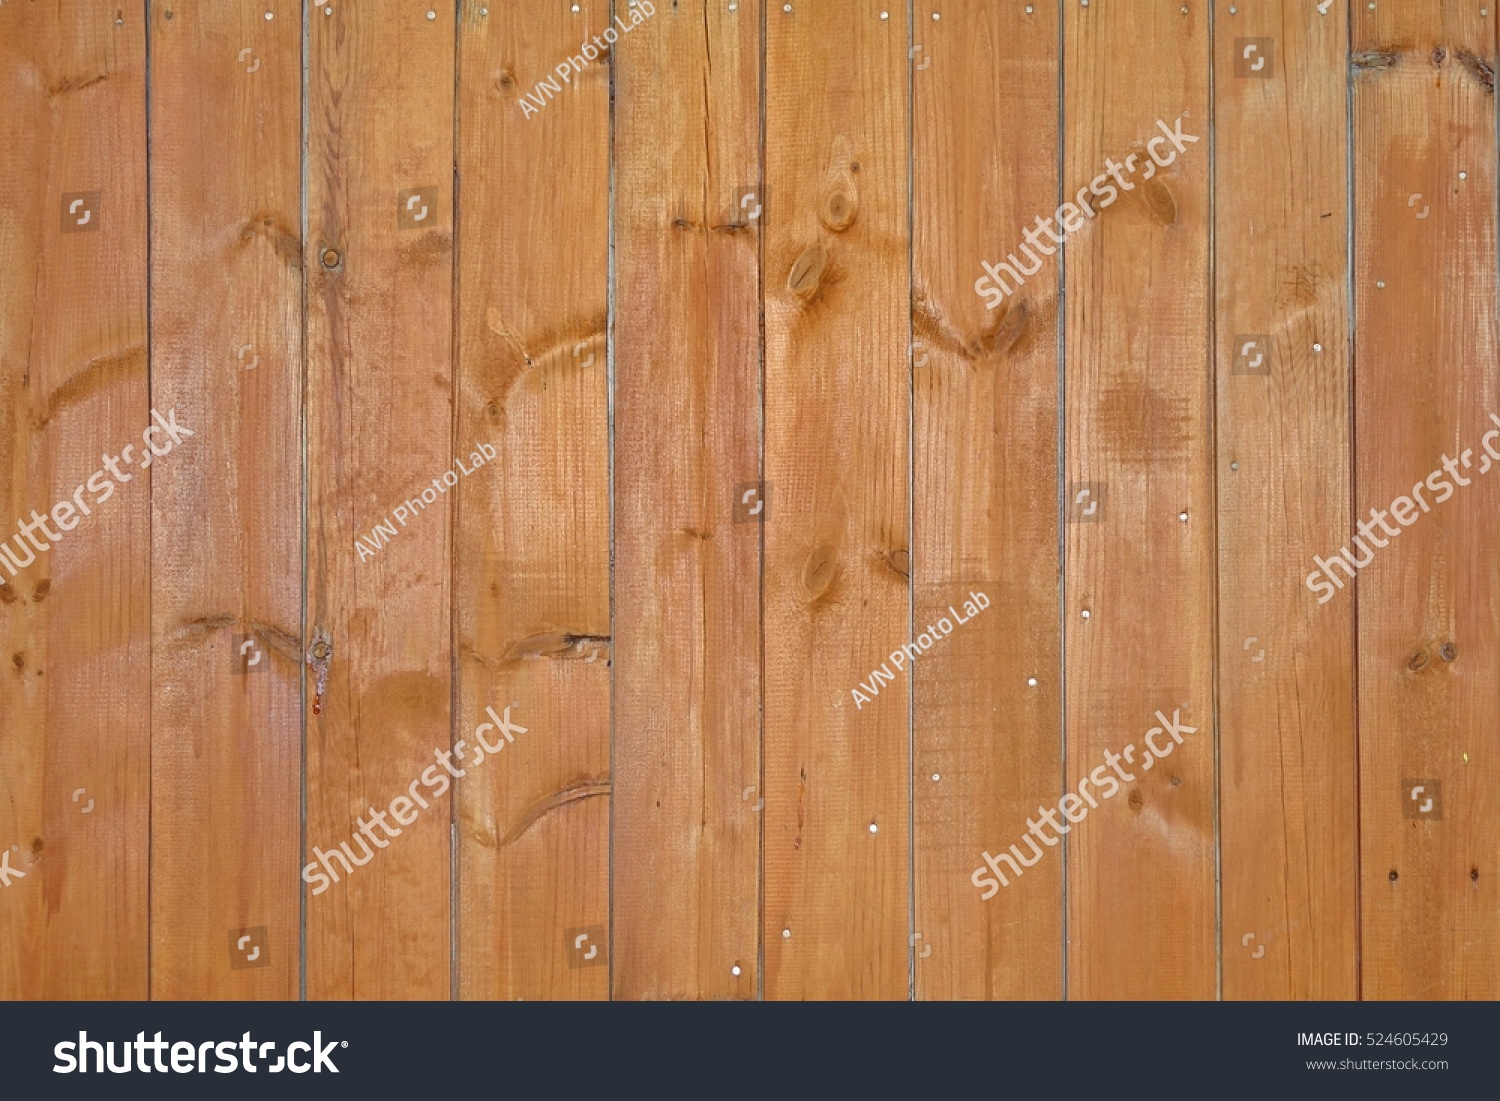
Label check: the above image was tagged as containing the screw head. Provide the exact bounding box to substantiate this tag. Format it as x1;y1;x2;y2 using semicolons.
1376;280;1386;288
1081;609;1091;620
321;248;341;268
731;964;742;975
264;10;273;19
1230;461;1240;471
1027;677;1038;687
782;928;791;938
1179;511;1189;522
869;822;878;833
1313;342;1323;352
931;773;940;781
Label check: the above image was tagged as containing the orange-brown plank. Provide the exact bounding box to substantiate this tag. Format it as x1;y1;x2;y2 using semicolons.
612;0;763;999
1062;0;1214;999
763;0;910;1000
148;0;302;1000
1215;0;1357;1000
0;0;150;999
306;0;455;1000
456;0;610;1000
1353;0;1500;999
912;0;1063;1000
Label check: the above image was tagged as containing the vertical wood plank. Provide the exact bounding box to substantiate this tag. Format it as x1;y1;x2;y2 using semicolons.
456;0;610;1000
1353;0;1500;1000
911;0;1063;1000
306;0;455;1000
148;0;302;1000
612;0;763;999
1063;0;1214;999
1215;0;1357;1000
0;0;150;999
763;0;910;1000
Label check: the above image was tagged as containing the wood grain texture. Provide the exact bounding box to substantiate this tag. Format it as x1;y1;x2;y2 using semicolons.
1215;0;1357;1000
456;0;610;1001
306;0;455;1000
612;0;763;1000
0;0;150;1000
1062;0;1214;1000
148;0;302;1000
912;0;1062;1001
1352;0;1500;1000
762;0;910;1000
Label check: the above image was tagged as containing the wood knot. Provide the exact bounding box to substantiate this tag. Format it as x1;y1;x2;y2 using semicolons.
0;580;15;604
1127;788;1144;811
1439;641;1457;662
1142;177;1177;226
983;297;1030;358
496;69;517;92
31;579;50;602
1408;649;1430;672
802;543;839;597
1352;49;1398;73
820;187;858;232
1455;49;1495;93
1431;47;1447;66
787;244;829;304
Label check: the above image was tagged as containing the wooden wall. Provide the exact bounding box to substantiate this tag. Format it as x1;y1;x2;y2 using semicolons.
1;0;1496;1001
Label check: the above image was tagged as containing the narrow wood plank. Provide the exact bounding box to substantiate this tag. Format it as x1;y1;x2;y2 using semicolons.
456;0;610;1001
911;0;1063;1000
763;0;910;1000
612;0;762;1000
0;0;150;1000
306;0;455;1000
148;0;302;1000
1215;0;1357;1000
1353;0;1500;1000
1062;0;1214;999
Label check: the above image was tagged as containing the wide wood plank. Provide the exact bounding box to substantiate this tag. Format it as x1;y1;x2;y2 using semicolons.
148;0;303;1000
306;0;455;1000
612;0;763;1000
762;0;911;1000
1353;0;1500;1000
455;0;610;1001
0;0;150;1000
1062;0;1214;999
1215;0;1357;1000
912;0;1063;1000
